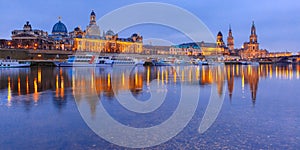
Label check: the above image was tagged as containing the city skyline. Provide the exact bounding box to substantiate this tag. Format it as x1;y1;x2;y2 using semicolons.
0;0;299;52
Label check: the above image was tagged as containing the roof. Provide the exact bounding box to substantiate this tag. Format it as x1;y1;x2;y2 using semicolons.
52;21;68;34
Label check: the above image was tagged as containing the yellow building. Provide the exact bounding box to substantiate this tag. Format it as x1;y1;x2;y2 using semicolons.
71;11;143;53
240;22;268;59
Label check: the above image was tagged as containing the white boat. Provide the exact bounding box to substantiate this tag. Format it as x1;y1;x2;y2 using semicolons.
240;61;260;66
0;59;30;68
111;56;142;66
55;55;113;67
198;60;209;65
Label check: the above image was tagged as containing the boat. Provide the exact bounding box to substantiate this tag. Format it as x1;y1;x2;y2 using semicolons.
154;59;173;66
197;60;209;65
55;55;113;67
111;56;143;66
240;61;260;66
0;59;31;68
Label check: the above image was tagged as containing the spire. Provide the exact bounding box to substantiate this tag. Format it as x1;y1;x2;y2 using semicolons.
228;24;232;36
251;21;256;35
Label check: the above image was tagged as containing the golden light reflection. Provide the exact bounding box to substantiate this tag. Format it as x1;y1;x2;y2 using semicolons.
242;72;245;91
157;69;160;85
161;69;164;85
108;73;111;88
269;66;273;79
122;72;125;86
7;76;11;106
33;78;38;103
173;70;177;83
91;71;94;88
135;72;139;86
276;66;278;78
56;75;59;97
196;67;199;81
26;75;29;94
60;75;65;98
38;68;42;83
18;76;21;96
181;70;184;82
147;67;150;85
189;69;192;83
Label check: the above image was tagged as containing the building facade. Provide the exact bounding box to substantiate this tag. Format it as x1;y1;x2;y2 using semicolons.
49;18;73;50
10;21;51;50
239;22;267;59
72;11;143;53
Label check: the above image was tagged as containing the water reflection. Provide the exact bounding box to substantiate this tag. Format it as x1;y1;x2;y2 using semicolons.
0;64;299;108
0;67;71;109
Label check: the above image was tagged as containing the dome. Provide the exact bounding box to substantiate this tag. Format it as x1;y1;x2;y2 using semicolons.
132;33;138;37
217;31;223;36
106;30;115;36
52;21;68;34
91;10;96;16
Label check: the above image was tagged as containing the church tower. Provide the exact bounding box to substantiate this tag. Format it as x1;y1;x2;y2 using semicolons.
216;31;225;47
250;21;258;44
227;25;234;51
248;21;259;51
90;10;97;25
86;10;101;38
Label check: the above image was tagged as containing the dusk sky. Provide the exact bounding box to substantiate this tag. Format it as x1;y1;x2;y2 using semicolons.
0;0;299;52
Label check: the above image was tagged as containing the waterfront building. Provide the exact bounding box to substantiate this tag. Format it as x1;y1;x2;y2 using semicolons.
169;31;226;57
266;52;292;58
169;41;225;57
143;45;170;55
239;22;268;59
10;21;51;50
200;41;224;56
49;18;72;50
72;11;143;53
169;42;200;56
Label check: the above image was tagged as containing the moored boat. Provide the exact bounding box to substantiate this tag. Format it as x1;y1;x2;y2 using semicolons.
55;55;113;67
0;59;31;68
111;56;143;66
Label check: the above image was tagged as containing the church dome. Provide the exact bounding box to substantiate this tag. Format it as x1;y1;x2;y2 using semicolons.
91;10;96;16
217;31;223;36
52;21;68;34
106;30;115;36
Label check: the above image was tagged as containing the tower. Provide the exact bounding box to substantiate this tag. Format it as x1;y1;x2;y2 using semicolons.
248;21;259;51
227;25;234;51
216;31;225;47
90;10;96;25
86;10;101;38
250;21;258;44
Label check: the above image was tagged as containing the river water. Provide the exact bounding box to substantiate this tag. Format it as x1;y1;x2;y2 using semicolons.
0;64;299;149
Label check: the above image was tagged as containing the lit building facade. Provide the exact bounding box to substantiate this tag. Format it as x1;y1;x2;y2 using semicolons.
72;11;143;53
10;21;50;49
169;42;201;56
169;31;226;56
239;22;268;59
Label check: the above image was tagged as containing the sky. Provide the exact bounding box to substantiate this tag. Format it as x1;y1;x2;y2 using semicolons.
0;0;300;52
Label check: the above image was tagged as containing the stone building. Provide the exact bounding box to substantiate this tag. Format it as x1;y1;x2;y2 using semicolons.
10;21;50;49
239;22;267;59
72;10;143;53
49;18;72;50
